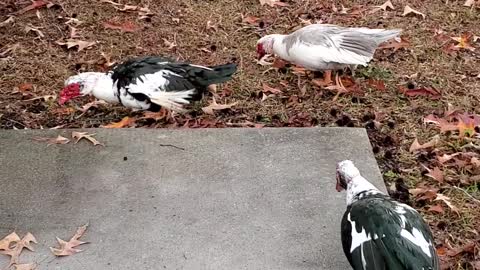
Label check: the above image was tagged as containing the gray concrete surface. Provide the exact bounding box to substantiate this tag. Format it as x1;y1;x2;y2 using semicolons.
0;128;384;270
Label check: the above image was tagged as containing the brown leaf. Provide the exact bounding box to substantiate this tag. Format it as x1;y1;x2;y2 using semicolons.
50;224;89;257
428;204;444;214
262;83;282;95
16;0;49;14
409;187;438;201
101;116;136;128
367;79;386;91
14;263;37;270
56;39;96;52
377;38;410;51
370;0;394;13
464;0;476;7
438;153;461;164
17;83;34;92
103;21;140;32
399;86;441;99
423;114;459;133
426;166;444;183
32;135;70;146
457;113;476;137
0;233;37;268
447;242;476;257
24;25;44;38
451;35;476;51
71;132;105;146
434;194;460;214
402;5;425;19
0;232;21;250
201;98;238;115
79;100;107;113
242;15;260;25
409;135;440;152
140;111;167;121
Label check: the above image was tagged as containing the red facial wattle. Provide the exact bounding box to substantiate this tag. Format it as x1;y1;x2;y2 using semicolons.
257;44;266;60
59;83;81;105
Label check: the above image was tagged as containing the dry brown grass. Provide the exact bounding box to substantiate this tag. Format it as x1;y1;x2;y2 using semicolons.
1;0;480;268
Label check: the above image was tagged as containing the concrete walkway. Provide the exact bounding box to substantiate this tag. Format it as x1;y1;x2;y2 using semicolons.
0;128;384;270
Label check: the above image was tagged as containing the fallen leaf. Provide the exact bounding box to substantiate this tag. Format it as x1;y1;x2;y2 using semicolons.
451;35;476;51
101;116;136;128
242;15;260;25
163;38;177;50
399;86;441;99
447;242;476;256
79;100;107;113
402;5;425;19
0;232;21;250
409;135;440;152
434;194;460;214
259;0;289;7
14;263;36;270
71;132;104;146
438;153;461;164
409;187;438;201
370;0;394;13
426;166;444;183
0;233;37;268
458;113;477;137
24;25;44;38
367;79;386;91
103;21;140;32
0;16;15;27
16;0;48;14
201;98;238;115
377;38;410;51
140;111;167;121
56;39;96;52
32;135;70;146
262;83;282;95
50;224;89;256
423;114;459;133
17;83;34;92
428;204;444;214
464;0;477;7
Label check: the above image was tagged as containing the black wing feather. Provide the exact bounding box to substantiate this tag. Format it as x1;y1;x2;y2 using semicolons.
341;195;439;270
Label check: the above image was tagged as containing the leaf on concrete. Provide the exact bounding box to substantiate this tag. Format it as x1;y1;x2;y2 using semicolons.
72;132;105;146
0;233;37;268
32;135;70;146
55;39;96;52
201;98;238;115
402;5;425;19
103;21;140;32
425;166;444;183
50;224;89;257
434;194;460;214
409;135;440;152
101;116;136;128
0;232;21;250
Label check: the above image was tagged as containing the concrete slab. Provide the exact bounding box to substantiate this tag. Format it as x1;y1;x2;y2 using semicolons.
0;128;384;270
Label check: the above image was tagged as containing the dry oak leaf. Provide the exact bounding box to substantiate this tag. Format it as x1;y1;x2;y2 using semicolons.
50;223;89;256
242;15;260;25
16;0;49;14
201;98;237;115
434;194;459;214
377;38;410;51
402;5;425;19
72;132;105;146
428;204;444;214
409;135;440;152
451;35;476;51
425;166;444;183
101;116;136;128
56;39;96;52
262;83;283;95
370;0;394;13
0;232;21;250
0;232;37;267
33;135;70;146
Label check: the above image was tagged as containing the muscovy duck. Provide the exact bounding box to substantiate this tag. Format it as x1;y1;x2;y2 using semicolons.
256;24;401;88
335;160;439;270
59;56;237;112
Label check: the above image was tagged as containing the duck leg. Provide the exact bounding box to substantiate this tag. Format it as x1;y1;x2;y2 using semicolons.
331;73;348;101
312;70;333;87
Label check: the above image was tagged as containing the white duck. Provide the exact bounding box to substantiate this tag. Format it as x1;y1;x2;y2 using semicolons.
256;24;401;87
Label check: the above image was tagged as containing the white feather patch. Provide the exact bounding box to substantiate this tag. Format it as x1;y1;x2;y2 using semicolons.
400;228;432;258
348;213;372;253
